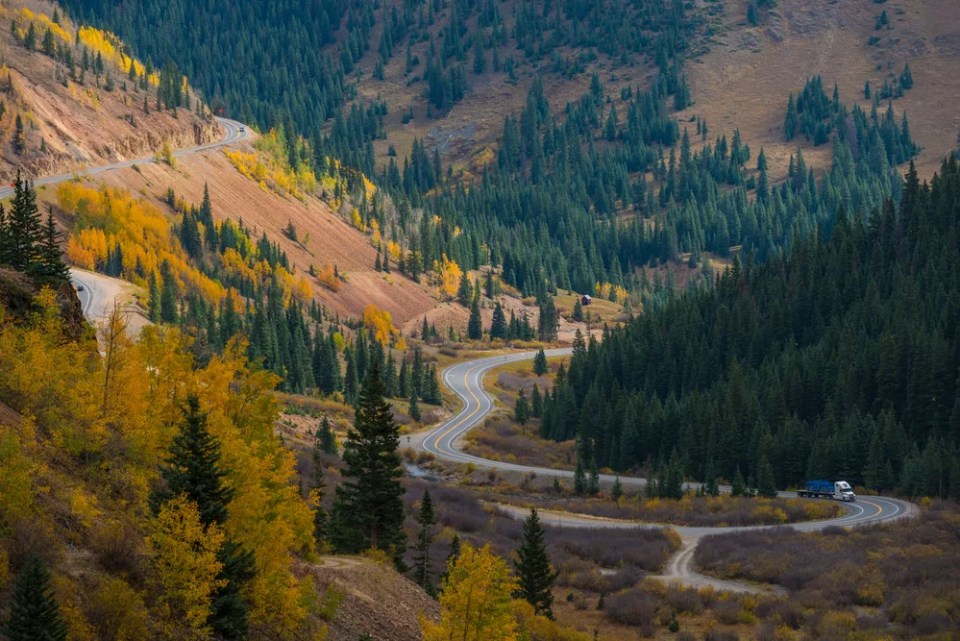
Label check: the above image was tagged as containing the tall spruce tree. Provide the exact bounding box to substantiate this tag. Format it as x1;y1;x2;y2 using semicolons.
34;209;69;282
6;171;42;272
328;363;407;560
456;271;472;306
12;113;25;154
318;415;337;455
312;423;329;547
514;388;530;425
151;395;254;640
413;490;436;595
538;296;559;341
158;260;179;323
490;301;507;339
2;557;67;641
513;509;557;619
467;293;483;340
533;348;548;376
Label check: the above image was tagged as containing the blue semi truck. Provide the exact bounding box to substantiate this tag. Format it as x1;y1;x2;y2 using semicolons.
798;480;857;501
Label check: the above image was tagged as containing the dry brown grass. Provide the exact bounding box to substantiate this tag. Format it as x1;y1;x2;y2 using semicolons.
683;0;960;181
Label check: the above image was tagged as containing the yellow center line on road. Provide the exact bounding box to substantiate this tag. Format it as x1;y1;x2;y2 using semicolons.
429;363;487;453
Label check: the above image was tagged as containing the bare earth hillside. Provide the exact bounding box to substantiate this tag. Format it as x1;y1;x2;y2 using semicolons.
682;0;960;179
0;0;216;180
96;152;440;325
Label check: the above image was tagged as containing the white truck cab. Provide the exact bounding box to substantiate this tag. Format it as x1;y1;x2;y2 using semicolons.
834;481;856;501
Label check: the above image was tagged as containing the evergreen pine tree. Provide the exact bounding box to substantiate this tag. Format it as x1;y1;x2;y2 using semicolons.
731;466;747;497
588;456;600;495
2;556;67;641
611;477;623;506
514;388;530;424
413;490;436;595
0;205;10;266
318;414;337;455
533;348;548;376
409;391;421;421
513;509;557;619
490;301;507;339
159;260;179;323
440;534;461;588
151;395;253;640
756;451;778;498
34;209;69;282
467;293;483;340
13;113;27;154
456;271;472;306
328;363;407;560
538;296;559;341
663;450;684;499
6;171;42;272
574;453;586;495
312;424;329;547
530;385;543;418
147;272;161;322
784;94;798;141
572;298;583;322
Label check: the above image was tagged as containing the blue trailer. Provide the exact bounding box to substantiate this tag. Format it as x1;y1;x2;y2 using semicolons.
798;480;856;501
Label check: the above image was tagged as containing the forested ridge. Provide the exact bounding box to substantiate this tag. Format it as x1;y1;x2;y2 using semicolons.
540;158;960;499
55;0;920;304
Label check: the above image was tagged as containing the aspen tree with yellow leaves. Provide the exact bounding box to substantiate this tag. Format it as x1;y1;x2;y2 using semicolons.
422;544;519;641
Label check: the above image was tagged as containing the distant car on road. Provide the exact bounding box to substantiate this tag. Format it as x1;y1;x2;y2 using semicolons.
76;284;85;292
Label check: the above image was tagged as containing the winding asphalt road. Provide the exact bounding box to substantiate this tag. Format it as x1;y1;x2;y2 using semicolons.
414;348;917;592
0;117;249;199
2;117;249;328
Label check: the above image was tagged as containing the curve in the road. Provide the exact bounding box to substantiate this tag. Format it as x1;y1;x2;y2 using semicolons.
416;349;917;593
0;117;249;199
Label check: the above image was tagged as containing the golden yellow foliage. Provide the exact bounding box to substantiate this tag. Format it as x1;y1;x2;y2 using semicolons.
226;129;316;199
593;281;629;304
351;208;365;232
147;494;225;639
386;241;402;261
69;487;101;529
432;254;462;299
77;26;159;85
513;601;591;641
0;290;319;639
422;544;519;641
363;304;399;346
89;576;151;641
58;182;226;303
0;427;33;528
316;264;341;292
12;8;71;45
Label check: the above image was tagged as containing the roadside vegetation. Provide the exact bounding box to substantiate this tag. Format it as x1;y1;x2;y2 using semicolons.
492;494;842;528
696;502;960;640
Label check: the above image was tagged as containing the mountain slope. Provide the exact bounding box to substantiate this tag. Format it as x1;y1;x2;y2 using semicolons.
0;1;217;179
685;0;960;179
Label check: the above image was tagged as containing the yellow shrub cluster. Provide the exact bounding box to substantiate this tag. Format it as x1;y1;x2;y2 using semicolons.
363;304;405;349
594;281;629;304
59;182;227;303
432;254;462;299
77;26;159;85
226;129;317;199
11;8;71;45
